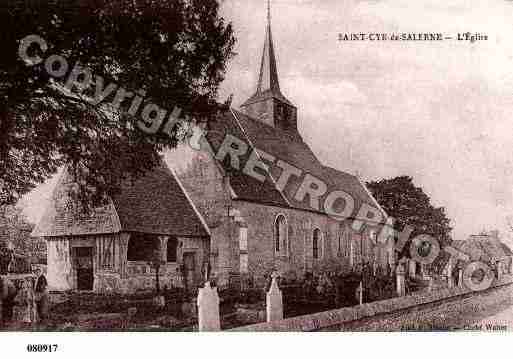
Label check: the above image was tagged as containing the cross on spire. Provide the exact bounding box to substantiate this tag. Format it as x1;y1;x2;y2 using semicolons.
267;0;271;26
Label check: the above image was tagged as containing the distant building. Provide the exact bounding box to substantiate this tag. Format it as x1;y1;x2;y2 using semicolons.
444;231;513;278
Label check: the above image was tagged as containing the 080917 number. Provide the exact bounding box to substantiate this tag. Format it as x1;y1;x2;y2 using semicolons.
26;344;58;353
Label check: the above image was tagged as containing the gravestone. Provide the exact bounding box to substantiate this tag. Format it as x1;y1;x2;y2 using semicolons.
447;262;454;289
396;264;406;297
408;260;416;278
497;262;503;280
197;281;220;331
358;281;363;305
266;272;283;322
458;269;464;287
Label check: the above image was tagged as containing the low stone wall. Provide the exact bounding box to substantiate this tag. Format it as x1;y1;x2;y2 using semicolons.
232;275;513;332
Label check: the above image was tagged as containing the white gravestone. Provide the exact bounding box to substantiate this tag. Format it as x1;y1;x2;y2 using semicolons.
409;259;416;278
447;262;454;289
197;281;220;331
358;281;363;305
266;272;283;322
458;269;464;287
396;264;406;297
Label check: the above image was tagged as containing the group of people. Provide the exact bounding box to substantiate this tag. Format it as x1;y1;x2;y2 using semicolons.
0;268;48;328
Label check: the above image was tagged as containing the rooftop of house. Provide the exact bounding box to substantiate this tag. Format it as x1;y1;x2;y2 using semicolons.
449;235;512;264
31;162;210;238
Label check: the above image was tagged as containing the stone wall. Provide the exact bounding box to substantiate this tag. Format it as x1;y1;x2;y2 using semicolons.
47;233;207;294
234;201;392;287
176;148;233;287
176;147;394;289
232;275;513;331
94;234;208;294
94;263;181;294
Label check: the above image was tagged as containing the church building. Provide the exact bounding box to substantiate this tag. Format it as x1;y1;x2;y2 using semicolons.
175;3;394;289
32;2;394;293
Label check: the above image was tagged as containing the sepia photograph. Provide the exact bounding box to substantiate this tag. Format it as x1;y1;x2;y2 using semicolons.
1;0;512;355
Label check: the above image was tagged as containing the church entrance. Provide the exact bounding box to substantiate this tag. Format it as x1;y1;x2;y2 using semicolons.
74;247;94;291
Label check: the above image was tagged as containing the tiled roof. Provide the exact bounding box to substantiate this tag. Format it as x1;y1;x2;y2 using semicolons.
446;236;512;264
466;235;511;261
206;109;385;218
32;162;210;238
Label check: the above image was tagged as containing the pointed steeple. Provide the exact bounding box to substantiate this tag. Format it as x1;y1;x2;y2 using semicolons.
240;0;297;132
257;0;280;94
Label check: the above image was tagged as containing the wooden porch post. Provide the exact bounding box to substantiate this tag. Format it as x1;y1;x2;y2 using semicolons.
119;233;130;279
158;236;169;263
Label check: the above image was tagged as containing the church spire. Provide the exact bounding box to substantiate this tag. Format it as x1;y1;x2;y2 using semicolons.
240;0;297;132
257;0;280;94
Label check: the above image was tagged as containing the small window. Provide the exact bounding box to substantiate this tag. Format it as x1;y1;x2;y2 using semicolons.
313;228;322;259
274;214;288;255
167;237;178;263
239;228;248;252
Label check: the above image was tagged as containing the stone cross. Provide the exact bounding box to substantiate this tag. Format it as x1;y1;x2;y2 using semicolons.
447;261;454;289
408;259;416;278
197;281;220;331
396;264;406;297
266;272;283;322
349;241;355;269
358;281;363;305
428;276;434;292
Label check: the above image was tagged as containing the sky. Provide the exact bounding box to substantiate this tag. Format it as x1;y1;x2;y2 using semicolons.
21;0;513;245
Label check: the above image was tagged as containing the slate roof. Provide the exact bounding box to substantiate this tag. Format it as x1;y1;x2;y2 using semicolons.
206;109;385;219
32;162;210;238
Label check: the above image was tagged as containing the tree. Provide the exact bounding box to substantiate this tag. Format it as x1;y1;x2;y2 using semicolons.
0;205;34;251
366;176;452;263
0;0;235;209
0;205;34;273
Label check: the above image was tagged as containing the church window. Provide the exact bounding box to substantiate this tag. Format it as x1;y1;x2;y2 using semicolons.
274;214;288;255
313;228;322;259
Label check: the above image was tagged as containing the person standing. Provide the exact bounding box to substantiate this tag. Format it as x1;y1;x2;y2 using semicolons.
34;268;49;323
1;276;17;325
14;278;37;327
6;249;15;274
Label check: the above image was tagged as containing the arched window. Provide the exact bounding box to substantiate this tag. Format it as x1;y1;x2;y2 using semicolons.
339;224;349;257
313;228;322;259
274;214;288;255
